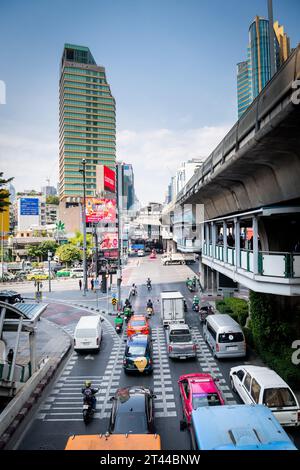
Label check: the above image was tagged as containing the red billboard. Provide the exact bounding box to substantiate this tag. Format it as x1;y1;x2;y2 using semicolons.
100;232;118;249
104;166;116;192
85;198;116;223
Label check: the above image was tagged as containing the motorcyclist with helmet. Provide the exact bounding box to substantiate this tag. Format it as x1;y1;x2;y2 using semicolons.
82;380;98;410
114;312;123;331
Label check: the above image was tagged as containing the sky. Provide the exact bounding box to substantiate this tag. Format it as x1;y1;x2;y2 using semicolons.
0;0;299;205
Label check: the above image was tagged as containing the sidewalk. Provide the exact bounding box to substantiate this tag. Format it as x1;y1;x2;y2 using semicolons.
0;314;72;449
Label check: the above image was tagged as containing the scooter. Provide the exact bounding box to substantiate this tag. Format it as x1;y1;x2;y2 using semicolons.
131;287;137;296
114;317;123;334
82;389;98;424
147;283;152;292
199;306;214;323
192;303;200;313
146;306;153;317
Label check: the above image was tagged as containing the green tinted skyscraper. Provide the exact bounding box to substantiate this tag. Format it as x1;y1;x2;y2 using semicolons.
59;44;116;201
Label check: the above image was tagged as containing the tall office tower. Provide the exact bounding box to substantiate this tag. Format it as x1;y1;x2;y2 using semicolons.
237;61;252;119
59;44;116;233
237;17;290;118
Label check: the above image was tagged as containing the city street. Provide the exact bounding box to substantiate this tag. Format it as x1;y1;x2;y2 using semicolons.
10;256;300;450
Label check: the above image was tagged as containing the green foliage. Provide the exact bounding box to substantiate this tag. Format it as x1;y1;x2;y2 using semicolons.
26;240;58;261
55;244;82;265
248;291;300;387
46;195;59;205
0;172;14;213
216;297;249;326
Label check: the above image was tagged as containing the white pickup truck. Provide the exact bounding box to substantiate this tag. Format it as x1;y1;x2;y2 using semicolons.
161;253;196;265
165;323;197;360
160;291;185;327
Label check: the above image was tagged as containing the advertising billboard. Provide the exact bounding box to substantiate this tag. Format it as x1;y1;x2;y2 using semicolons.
20;198;39;216
96;165;116;194
99;232;118;249
85;198;116;223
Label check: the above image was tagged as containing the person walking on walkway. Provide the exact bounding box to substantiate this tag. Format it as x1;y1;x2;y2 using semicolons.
79;279;82;291
90;278;94;291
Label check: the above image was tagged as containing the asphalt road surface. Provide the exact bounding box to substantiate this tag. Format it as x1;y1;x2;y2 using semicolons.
13;256;300;450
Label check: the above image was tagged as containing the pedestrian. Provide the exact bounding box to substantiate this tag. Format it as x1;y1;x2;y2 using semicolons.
227;233;234;247
91;278;94;291
7;348;14;363
79;279;82;290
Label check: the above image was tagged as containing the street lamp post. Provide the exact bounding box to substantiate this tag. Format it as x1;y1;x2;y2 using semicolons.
48;250;52;292
79;159;88;296
116;164;122;310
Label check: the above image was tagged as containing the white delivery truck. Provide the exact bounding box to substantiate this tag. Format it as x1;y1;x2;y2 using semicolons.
160;291;185;327
161;253;196;265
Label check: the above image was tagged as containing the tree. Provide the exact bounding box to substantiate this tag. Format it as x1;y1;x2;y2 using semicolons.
0;172;14;213
56;244;82;266
69;230;93;258
46;195;59;205
26;240;58;261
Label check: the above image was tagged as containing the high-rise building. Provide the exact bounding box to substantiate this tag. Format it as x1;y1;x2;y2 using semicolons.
237;61;252;119
237;17;290;118
59;44;116;232
41;185;57;196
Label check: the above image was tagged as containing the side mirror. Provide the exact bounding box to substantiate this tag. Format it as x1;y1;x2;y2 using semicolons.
180;420;187;431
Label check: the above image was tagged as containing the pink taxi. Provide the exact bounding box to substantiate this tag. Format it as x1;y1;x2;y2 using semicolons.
178;373;225;424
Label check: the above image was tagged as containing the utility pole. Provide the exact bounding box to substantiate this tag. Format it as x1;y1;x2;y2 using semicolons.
48;250;52;292
116;163;122;310
268;0;276;78
79;159;88;296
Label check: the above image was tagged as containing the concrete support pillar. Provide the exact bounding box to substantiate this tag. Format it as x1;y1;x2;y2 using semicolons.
223;220;227;263
0;306;6;339
211;269;214;294
253;215;259;274
29;328;37;375
205;223;209;255
211;222;216;259
234;218;240;269
200;222;205;253
9;318;22;382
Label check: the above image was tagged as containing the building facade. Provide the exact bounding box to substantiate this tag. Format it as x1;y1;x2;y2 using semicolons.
237;17;290;118
59;44;116;232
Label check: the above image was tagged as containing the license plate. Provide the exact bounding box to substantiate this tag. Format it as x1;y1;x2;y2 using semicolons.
83;405;89;409
227;346;237;351
179;356;187;360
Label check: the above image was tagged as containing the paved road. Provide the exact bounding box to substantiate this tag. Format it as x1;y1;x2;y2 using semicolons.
13;255;300;450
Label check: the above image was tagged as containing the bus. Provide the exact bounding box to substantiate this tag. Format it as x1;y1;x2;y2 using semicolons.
182;404;296;450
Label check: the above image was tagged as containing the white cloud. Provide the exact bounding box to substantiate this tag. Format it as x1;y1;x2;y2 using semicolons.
117;125;231;205
0;133;58;191
0;124;231;205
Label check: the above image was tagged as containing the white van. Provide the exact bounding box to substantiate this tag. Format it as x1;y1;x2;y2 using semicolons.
230;365;300;428
74;315;103;352
203;314;246;358
70;267;84;278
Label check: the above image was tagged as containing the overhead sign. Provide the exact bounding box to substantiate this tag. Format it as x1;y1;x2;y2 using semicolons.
20;198;39;216
96;165;116;193
85;198;116;223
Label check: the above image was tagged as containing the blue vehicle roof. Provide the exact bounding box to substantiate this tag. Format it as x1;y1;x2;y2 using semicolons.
191;405;297;450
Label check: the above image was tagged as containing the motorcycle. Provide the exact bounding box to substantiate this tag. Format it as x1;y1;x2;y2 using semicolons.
187;283;196;292
131;287;137;296
146;306;153;317
147;283;152;292
199;306;214;323
82;389;98;424
114;317;123;334
192;303;200;313
123;307;133;323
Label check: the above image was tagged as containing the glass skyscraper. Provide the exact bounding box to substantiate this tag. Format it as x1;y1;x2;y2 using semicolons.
237;17;290;119
59;44;116;200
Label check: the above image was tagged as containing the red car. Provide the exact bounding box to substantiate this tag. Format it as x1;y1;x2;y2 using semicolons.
127;315;150;337
178;373;225;424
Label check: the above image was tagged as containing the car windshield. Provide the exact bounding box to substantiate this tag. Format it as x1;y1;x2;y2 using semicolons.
131;321;146;327
218;332;244;343
170;333;191;343
192;393;221;409
75;329;96;338
114;412;148;433
127;345;146;356
263;387;297;408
